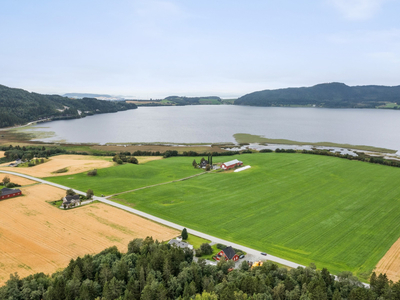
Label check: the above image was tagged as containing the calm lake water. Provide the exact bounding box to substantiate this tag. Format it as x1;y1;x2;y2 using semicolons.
29;105;400;152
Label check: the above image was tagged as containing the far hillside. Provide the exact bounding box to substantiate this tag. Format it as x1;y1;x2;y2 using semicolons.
0;84;137;128
235;82;400;108
130;96;233;106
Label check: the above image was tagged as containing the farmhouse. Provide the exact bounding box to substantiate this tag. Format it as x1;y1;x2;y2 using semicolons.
8;159;22;167
221;159;243;170
0;188;22;200
168;239;194;250
63;195;80;207
216;246;239;261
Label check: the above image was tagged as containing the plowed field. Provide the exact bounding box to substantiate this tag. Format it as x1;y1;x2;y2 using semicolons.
0;184;178;284
375;238;400;281
0;155;114;177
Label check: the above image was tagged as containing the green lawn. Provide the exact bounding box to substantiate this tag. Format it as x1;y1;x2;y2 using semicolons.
44;157;203;196
184;235;211;249
111;153;400;280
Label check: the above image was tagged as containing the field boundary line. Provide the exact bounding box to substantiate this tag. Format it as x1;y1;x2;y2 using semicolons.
105;171;207;198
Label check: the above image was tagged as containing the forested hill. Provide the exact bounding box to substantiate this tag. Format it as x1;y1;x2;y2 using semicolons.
235;82;400;108
0;84;137;128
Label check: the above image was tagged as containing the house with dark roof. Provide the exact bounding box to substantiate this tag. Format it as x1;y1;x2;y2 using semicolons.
216;246;239;261
168;239;194;250
63;194;80;208
0;188;22;200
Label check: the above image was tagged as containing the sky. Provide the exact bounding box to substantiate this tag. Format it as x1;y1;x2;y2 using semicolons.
1;0;399;98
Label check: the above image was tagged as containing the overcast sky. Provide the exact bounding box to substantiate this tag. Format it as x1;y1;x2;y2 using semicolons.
1;0;399;98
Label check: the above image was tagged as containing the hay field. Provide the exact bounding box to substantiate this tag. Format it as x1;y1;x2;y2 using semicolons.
0;184;178;285
0;174;37;186
375;238;400;281
0;155;114;177
0;151;4;158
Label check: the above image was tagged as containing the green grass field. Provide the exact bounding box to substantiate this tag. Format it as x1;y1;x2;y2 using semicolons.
108;153;400;280
44;157;203;196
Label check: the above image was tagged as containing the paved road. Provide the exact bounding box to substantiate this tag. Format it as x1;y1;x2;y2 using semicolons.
0;169;369;287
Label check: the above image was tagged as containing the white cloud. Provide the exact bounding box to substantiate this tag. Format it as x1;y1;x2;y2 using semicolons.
328;0;388;20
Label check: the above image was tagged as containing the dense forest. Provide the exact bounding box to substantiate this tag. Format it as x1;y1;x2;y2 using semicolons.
0;84;137;128
0;237;398;300
235;83;400;108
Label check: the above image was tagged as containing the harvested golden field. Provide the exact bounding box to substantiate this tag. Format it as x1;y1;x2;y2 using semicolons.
0;174;37;186
137;156;163;164
0;184;178;284
375;238;400;281
0;151;4;158
0;155;114;178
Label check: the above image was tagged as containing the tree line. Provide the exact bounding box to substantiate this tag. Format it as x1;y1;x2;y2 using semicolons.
0;237;398;300
234;82;400;108
0;84;137;128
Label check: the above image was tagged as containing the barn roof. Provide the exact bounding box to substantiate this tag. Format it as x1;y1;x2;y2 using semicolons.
0;188;21;196
222;159;242;167
222;246;237;259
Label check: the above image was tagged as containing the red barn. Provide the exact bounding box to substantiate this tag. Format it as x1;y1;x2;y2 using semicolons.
221;159;243;170
0;188;22;200
216;246;239;262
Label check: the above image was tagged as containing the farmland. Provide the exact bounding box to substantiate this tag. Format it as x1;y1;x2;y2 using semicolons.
45;156;204;196
102;153;400;280
0;183;178;285
0;155;114;177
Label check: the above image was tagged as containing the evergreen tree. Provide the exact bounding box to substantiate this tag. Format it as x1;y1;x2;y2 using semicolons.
181;228;188;240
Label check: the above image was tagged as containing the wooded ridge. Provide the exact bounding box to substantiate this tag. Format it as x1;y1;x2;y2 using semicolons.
234;82;400;108
0;84;137;128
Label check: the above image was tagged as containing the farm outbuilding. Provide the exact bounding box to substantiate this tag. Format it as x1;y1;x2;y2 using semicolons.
221;159;243;170
216;246;239;261
0;188;22;200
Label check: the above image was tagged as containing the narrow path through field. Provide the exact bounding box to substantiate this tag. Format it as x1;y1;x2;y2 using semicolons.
0;169;369;287
105;172;207;198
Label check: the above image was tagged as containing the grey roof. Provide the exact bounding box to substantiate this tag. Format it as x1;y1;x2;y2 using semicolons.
222;159;242;167
168;239;191;249
1;188;21;196
222;246;236;259
65;195;80;201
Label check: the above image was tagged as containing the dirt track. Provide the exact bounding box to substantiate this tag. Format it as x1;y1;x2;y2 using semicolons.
0;184;178;284
0;155;114;178
375;238;400;281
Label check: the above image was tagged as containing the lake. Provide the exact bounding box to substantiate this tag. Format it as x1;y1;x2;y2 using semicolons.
29;105;400;152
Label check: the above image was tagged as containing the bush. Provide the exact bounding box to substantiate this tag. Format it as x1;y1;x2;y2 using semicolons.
259;149;273;153
195;249;203;257
117;159;123;165
200;243;213;255
216;243;227;250
87;169;97;176
53;167;68;174
127;157;138;164
6;182;21;188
